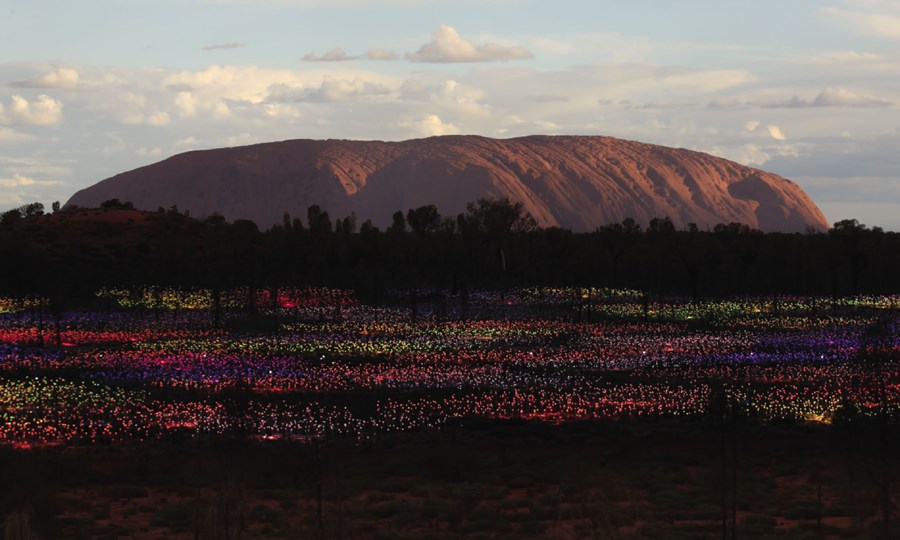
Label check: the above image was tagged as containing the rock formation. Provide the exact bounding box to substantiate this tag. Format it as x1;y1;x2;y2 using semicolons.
66;135;829;232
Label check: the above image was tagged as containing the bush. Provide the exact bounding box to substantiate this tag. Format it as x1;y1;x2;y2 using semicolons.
783;502;819;520
149;502;194;529
507;476;534;489
99;484;149;500
743;513;777;528
370;501;404;519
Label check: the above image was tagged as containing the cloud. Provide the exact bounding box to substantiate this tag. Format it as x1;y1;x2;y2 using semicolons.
759;88;892;108
364;48;398;61
812;87;892;107
5;95;64;126
303;48;357;62
10;67;79;89
530;94;569;103
662;69;754;93
531;32;656;64
136;147;162;157
0;127;38;144
0;173;37;187
174;136;200;150
404;114;459;137
12;165;71;180
170;90;229;119
166;83;194;92
534;120;561;131
121;110;172;126
263;102;302;119
201;42;246;51
0;172;62;189
163;65;298;104
767;125;786;141
821;5;900;40
745;120;761;132
146;112;172;126
764;133;900;180
632;100;694;110
0;167;65;209
405;25;533;63
175;92;198;116
394;78;491;119
268;77;391;103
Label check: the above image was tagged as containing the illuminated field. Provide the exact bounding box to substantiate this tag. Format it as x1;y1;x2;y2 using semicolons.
1;288;898;448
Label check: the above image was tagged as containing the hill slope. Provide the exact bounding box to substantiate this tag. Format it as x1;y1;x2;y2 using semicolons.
66;135;828;232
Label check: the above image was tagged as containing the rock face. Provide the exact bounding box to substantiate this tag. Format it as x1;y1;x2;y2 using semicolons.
66;135;828;232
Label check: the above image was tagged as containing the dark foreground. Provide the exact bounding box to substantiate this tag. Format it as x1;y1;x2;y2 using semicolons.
2;418;898;540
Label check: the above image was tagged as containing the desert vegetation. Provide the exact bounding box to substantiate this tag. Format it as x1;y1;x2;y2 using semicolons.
1;198;898;303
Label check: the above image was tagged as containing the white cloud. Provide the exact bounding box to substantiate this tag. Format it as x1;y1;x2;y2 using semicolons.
0;127;38;144
0;167;65;209
166;83;194;93
745;120;761;132
822;5;900;39
136;147;162;157
146;111;171;126
225;132;261;146
404;114;459;136
174;136;200;149
305;78;390;102
534;120;561;131
531;94;569;103
267;77;391;103
758;87;892;108
406;25;533;63
662;69;755;93
0;174;36;187
530;32;656;64
121;113;145;125
303;48;357;62
212;101;231;118
812;87;892;107
164;65;265;103
364;48;398;61
767;125;786;140
10;67;79;89
99;134;128;155
163;65;322;104
175;91;198;116
6;95;64;126
263;102;302;119
0;192;26;209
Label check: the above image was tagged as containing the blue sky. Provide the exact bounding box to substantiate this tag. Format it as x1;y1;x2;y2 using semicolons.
2;0;900;229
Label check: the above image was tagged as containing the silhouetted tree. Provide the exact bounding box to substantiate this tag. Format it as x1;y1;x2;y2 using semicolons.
406;205;441;235
597;217;641;288
306;205;332;237
100;198;134;210
830;219;869;295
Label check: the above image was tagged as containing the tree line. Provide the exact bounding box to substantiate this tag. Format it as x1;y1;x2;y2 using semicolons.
1;197;899;302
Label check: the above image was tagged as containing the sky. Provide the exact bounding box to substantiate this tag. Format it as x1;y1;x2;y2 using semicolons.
2;0;899;229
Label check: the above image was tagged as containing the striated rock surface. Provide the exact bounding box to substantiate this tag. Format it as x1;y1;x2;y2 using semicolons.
66;135;828;232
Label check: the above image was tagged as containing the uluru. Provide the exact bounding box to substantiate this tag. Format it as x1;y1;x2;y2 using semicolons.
66;135;828;232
